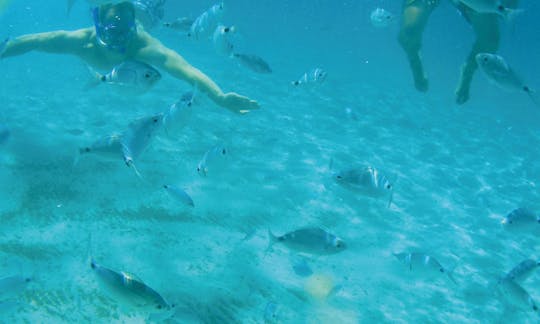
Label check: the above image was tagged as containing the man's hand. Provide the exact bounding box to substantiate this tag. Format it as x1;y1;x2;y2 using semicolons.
220;92;260;114
0;37;9;58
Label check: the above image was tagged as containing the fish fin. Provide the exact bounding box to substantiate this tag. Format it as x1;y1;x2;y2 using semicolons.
84;66;104;90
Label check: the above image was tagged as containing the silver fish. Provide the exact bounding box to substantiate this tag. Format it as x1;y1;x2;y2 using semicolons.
497;277;539;313
197;145;228;177
79;134;123;161
268;227;346;255
213;25;235;56
162;91;195;135
458;0;522;19
335;166;394;206
503;259;540;283
0;124;10;146
133;0;166;30
88;61;161;93
0;275;31;300
292;67;327;86
370;8;395;28
163;184;194;207
90;259;171;314
163;17;195;32
0;37;8;58
501;207;539;228
188;3;225;40
476;53;537;105
233;53;272;74
393;252;457;284
121;114;163;169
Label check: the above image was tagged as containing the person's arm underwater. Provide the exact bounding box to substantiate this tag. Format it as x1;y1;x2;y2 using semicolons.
134;32;259;114
0;28;90;59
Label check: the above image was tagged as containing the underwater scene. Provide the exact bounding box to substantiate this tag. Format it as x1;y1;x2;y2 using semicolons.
1;0;540;323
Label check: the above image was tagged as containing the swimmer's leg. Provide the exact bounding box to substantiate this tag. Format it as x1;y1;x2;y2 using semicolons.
455;12;500;105
397;1;439;92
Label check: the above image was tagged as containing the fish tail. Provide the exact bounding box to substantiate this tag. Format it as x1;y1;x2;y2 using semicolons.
387;190;394;208
447;270;458;286
447;261;458;285
126;159;144;181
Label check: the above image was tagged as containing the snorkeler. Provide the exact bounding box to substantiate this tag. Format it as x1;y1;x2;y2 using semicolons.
0;2;259;114
397;0;519;105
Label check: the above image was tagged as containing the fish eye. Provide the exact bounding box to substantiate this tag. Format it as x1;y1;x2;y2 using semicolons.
336;175;342;179
156;305;162;309
197;167;200;172
386;184;392;189
224;27;230;32
222;149;227;155
497;5;504;12
440;268;444;273
508;220;513;224
483;57;488;62
386;15;391;19
534;305;538;311
145;73;151;78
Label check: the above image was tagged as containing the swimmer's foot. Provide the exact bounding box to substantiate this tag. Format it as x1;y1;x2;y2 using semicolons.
408;55;429;92
455;80;470;105
455;88;469;105
414;74;429;93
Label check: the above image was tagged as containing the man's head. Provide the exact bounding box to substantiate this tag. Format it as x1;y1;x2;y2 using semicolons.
93;2;137;52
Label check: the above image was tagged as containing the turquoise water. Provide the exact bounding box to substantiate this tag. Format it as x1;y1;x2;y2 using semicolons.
1;0;540;323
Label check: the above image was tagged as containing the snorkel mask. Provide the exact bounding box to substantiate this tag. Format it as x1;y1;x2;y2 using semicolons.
92;3;137;53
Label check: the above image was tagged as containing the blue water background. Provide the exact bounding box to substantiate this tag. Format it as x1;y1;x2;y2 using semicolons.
1;0;540;322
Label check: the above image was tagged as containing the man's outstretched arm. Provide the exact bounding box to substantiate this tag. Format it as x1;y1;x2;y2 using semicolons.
1;29;89;59
135;36;259;114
